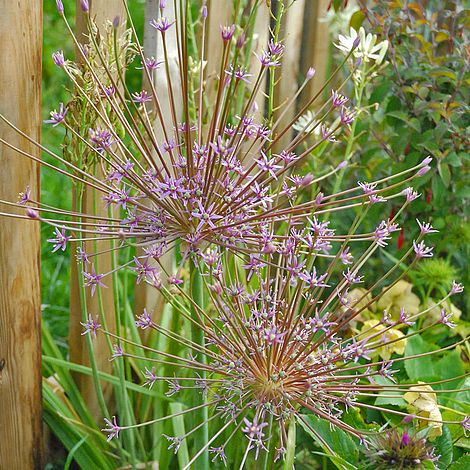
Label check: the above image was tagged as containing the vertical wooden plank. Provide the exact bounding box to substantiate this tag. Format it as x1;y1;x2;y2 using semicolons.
69;0;127;419
135;0;182;319
272;0;306;153
204;0;233;104
300;0;330;106
0;1;43;468
251;1;270;120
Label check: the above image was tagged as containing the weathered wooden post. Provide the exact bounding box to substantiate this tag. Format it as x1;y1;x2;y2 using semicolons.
0;1;43;468
69;0;126;419
272;0;306;154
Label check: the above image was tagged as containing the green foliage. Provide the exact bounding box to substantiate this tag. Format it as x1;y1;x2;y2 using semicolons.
336;0;469;309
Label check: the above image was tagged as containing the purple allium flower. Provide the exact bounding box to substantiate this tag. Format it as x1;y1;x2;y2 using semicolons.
52;51;65;67
374;220;392;247
416;219;438;235
462;416;470;436
306;67;316;79
439;309;456;328
255;50;281;68
138;56;163;70
225;65;252;83
402;187;420;202
102;416;121;441
47;227;71;252
44;103;67;126
340;106;356;124
112;16;120;29
89;127;114;151
268;40;284;56
220;24;235;41
150;17;175;32
111;344;124;359
18;186;31;205
132;90;152;103
168;275;183;286
82;265;107;296
209;446;227;465
321;124;337;142
142;367;158;388
135;308;155;329
331;90;348;107
256;152;282;179
413;240;433;259
450;281;464;295
80;314;101;338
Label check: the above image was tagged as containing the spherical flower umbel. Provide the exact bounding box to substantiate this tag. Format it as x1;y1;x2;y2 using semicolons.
98;227;464;464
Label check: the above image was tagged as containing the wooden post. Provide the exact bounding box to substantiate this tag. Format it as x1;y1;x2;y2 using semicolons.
204;0;233;104
251;1;270;120
272;0;306;153
135;0;182;319
300;0;330;106
69;0;127;419
0;1;43;468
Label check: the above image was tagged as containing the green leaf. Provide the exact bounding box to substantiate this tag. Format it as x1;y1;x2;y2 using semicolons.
438;162;451;187
349;10;365;30
298;414;359;467
404;335;438;381
374;376;407;407
449;454;470;470
434;426;453;469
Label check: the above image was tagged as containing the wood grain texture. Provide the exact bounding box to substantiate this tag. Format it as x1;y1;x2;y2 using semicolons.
300;0;330;107
68;0;127;420
273;0;306;154
135;0;182;321
0;1;43;468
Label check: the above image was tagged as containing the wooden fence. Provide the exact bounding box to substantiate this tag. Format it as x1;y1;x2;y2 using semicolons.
0;0;330;466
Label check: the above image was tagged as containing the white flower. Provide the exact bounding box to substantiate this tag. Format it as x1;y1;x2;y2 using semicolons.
335;27;388;64
292;111;321;135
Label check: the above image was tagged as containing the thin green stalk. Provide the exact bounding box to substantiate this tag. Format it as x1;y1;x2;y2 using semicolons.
284;417;296;470
190;260;209;470
257;413;274;470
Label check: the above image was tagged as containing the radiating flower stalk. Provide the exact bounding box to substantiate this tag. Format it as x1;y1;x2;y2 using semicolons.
0;0;468;468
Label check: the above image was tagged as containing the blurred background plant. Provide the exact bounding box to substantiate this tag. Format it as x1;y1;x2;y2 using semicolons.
324;0;469;310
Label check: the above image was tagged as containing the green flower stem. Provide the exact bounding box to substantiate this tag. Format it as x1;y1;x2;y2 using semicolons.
190;261;209;470
284;417;296;470
257;413;274;470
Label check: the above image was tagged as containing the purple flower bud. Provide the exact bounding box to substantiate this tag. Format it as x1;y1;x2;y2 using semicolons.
160;0;166;9
402;414;415;424
337;160;348;170
421;156;433;166
401;432;410;446
56;0;64;15
113;16;120;28
417;165;431;176
306;67;316;79
52;51;65;67
353;36;361;48
26;208;39;219
202;5;208;19
236;32;246;49
301;173;314;187
80;0;90;13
